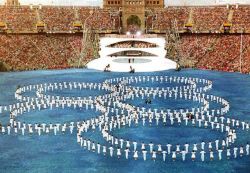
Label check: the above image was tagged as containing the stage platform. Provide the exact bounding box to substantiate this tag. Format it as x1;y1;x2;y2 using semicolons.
86;35;177;72
87;56;177;72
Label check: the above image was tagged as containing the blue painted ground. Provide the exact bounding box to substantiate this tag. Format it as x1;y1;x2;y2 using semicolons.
0;68;250;173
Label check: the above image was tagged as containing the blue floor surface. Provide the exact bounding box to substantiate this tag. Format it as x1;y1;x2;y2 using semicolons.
0;68;250;173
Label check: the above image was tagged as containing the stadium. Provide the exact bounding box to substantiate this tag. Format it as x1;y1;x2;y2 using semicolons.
0;0;250;172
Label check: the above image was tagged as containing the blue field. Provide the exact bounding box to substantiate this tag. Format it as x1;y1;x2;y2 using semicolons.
0;68;250;173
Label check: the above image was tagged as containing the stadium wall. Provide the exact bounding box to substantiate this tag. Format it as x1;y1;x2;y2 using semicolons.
0;33;249;73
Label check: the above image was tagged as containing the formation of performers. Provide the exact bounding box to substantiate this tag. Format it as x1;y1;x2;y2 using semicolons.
0;75;248;162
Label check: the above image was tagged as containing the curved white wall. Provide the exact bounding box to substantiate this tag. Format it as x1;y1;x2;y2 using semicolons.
99;37;166;58
87;35;177;72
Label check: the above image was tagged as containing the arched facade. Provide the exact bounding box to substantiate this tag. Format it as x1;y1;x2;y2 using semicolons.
121;0;145;33
103;0;164;33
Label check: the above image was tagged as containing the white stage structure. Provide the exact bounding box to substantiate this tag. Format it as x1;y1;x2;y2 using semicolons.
87;35;177;72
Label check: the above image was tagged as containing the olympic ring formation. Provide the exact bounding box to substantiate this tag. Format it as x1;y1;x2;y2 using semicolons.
0;75;249;162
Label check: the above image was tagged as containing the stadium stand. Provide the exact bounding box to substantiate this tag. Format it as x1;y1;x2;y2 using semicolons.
40;7;75;32
0;5;249;73
231;6;250;32
0;34;84;70
179;34;250;73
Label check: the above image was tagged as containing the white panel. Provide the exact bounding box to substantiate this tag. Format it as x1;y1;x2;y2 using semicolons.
99;37;167;58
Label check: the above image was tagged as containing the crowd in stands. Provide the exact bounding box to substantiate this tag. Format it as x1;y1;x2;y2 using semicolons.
178;34;250;73
149;7;189;31
231;6;250;31
0;6;250;33
0;33;249;73
0;34;89;71
0;5;250;73
40;7;75;31
148;6;250;32
85;9;119;31
0;6;37;32
192;7;228;32
109;41;157;48
0;6;119;32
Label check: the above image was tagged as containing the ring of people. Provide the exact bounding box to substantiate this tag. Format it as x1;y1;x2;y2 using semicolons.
0;75;249;162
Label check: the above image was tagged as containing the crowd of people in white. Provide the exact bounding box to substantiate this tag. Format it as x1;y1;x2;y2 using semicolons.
0;75;248;162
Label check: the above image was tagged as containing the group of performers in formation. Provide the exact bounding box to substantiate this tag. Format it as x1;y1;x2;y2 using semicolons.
0;75;249;162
